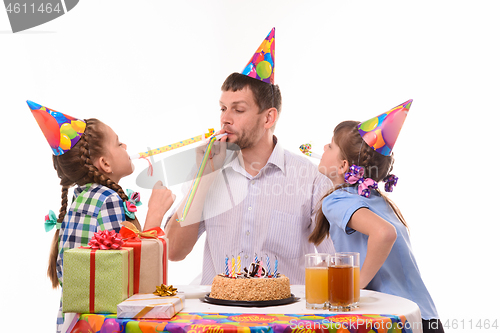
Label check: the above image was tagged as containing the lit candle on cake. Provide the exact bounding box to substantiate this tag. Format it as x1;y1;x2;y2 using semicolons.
266;254;271;277
231;256;235;278
274;256;278;278
237;252;242;274
225;256;229;276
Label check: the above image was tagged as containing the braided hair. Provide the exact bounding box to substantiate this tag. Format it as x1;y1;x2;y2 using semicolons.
309;120;407;246
47;118;140;288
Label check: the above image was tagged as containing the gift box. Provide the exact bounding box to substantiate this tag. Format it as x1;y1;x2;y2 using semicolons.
62;246;134;313
117;293;185;319
120;222;168;294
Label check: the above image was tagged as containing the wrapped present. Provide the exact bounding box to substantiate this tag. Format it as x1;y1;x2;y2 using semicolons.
120;222;168;294
62;231;134;313
117;293;185;319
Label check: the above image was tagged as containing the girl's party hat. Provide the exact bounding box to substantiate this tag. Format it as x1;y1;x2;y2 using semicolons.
358;99;412;156
27;100;86;156
241;28;275;84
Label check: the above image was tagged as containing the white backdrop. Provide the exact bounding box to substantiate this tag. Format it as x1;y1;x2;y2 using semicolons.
1;1;499;332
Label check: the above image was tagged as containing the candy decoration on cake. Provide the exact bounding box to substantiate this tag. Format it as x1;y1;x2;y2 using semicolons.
299;143;321;159
358;99;412;156
241;28;275;84
27;100;87;156
177;134;219;223
244;261;268;278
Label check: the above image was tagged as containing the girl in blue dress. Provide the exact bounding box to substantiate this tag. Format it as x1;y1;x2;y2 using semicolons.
309;100;444;333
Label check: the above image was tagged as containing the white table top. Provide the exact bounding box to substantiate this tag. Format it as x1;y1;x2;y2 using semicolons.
177;285;423;333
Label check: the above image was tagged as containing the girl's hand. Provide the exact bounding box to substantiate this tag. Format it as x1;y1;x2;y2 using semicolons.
150;180;176;213
144;180;176;229
347;208;397;288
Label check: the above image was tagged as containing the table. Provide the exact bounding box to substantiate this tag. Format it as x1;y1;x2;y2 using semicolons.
67;285;423;333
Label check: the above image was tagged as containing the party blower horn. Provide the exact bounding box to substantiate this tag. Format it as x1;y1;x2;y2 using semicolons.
129;129;227;160
299;143;321;159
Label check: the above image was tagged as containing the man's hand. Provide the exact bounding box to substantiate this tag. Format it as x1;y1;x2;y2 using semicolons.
196;131;228;176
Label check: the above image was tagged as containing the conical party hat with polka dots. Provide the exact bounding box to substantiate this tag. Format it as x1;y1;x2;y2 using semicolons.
241;27;275;84
357;99;412;156
27;100;87;156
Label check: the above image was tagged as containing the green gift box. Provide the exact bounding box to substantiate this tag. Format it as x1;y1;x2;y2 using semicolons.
62;247;134;313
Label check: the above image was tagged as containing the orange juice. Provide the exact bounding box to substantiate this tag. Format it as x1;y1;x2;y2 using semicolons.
353;266;360;303
328;265;354;306
305;267;329;304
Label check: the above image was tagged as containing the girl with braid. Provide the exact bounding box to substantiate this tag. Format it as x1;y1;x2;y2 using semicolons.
309;101;444;333
28;101;175;332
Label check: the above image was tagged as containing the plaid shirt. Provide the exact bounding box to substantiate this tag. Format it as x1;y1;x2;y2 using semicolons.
56;183;126;281
56;183;125;331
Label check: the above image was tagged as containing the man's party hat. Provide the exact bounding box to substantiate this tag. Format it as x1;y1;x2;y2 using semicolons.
27;100;86;156
357;99;412;156
241;28;275;84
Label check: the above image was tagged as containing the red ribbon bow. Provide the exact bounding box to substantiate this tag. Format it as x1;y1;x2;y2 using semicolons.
88;230;124;250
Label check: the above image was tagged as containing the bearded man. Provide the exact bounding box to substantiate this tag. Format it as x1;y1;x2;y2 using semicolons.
165;72;334;284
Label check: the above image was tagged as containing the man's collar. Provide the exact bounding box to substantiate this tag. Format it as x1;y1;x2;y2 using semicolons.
224;135;285;177
266;135;285;173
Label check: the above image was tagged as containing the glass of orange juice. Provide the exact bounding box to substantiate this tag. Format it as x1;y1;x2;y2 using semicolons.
341;252;360;308
305;253;329;309
328;253;354;312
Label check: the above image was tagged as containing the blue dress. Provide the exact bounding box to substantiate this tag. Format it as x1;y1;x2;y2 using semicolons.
323;186;439;319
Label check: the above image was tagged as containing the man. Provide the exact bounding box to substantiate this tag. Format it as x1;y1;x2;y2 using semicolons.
165;71;334;284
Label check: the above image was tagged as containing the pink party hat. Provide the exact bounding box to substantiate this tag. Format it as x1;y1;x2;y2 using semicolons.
241;28;275;84
358;99;412;156
27;100;86;156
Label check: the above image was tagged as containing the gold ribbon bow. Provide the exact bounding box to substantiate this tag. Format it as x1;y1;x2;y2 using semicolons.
153;284;178;297
120;221;160;239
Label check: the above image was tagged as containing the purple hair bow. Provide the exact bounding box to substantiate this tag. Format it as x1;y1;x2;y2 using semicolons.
344;165;378;198
383;174;398;192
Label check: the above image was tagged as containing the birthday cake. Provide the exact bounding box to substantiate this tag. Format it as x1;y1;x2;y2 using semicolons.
209;261;291;301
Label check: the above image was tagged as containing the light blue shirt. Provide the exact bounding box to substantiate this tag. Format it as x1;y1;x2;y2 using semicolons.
323;186;439;320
